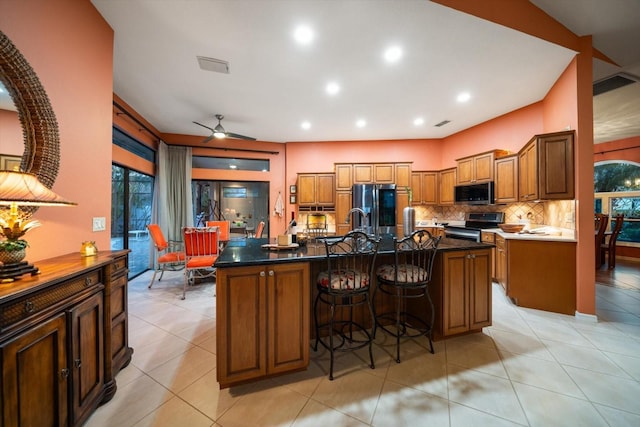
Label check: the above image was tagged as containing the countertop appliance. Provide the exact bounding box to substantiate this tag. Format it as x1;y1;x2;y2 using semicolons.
444;212;504;242
351;184;397;235
454;182;495;205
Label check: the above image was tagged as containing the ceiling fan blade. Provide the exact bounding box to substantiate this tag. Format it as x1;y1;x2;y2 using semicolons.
193;121;215;132
226;132;257;141
202;134;214;143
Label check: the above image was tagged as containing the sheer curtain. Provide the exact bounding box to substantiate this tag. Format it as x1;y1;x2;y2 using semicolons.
153;142;193;243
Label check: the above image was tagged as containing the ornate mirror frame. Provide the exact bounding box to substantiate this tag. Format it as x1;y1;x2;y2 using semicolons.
0;30;60;213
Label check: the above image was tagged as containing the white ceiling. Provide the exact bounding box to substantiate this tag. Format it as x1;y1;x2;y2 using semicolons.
3;1;639;145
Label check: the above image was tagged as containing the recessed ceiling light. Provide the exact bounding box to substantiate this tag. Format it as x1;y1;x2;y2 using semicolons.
413;117;424;126
457;92;471;103
326;82;340;95
301;121;311;130
356;119;367;128
384;46;403;63
229;164;237;169
293;25;314;45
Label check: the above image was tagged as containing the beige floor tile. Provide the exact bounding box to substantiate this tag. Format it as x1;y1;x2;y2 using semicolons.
449;402;524;427
564;365;640;414
603;351;640;381
372;379;450;427
446;337;508;378
85;375;172;427
216;383;309;427
147;346;216;393
129;321;177;349
132;334;195;372
311;369;384;424
198;334;217;354
578;328;640;357
175;317;216;345
115;364;146;388
526;319;595;347
384;349;448;399
293;399;367;426
594;403;640;426
447;364;528;425
542;339;633;378
491;329;554;361
270;357;325;397
500;350;585;398
512;382;608;427
133;396;213;427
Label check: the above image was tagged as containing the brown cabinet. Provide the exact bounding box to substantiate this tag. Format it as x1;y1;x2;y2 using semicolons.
519;130;574;201
0;251;131;427
335;191;352;235
394;163;411;188
495;234;507;292
438;168;457;205
494;154;519;203
395;190;410;236
457;150;508;185
335;164;353;191
437;248;492;336
297;173;335;207
481;231;497;281
410;171;438;205
216;262;310;388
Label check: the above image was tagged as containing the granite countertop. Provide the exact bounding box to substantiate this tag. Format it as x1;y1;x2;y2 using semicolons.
214;234;494;268
484;227;577;242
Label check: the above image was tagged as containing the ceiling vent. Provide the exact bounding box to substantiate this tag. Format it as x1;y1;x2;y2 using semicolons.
434;120;451;127
197;56;230;74
593;73;638;96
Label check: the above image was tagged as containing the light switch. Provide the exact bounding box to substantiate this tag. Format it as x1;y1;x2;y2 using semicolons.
93;217;106;231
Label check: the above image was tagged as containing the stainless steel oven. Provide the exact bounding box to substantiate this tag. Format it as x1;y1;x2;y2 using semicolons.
444;212;504;242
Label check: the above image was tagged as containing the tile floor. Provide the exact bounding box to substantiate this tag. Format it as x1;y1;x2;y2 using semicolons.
86;262;640;427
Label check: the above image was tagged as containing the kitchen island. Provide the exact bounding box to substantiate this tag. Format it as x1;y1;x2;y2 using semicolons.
214;235;493;388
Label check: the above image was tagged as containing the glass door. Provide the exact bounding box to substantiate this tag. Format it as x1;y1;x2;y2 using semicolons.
111;165;154;278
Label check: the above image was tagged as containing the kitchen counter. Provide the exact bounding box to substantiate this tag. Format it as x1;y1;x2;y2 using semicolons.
485;227;576;242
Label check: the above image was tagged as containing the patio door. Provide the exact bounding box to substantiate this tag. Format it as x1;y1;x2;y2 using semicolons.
111;165;154;278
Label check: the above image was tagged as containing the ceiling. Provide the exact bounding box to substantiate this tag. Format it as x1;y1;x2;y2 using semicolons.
3;1;639;146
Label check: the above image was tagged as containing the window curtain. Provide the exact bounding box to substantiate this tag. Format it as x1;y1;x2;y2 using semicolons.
153;142;193;243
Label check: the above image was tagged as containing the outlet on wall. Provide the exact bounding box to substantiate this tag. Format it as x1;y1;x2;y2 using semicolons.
93;217;106;231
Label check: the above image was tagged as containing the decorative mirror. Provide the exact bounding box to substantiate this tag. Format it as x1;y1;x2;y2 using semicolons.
0;30;60;213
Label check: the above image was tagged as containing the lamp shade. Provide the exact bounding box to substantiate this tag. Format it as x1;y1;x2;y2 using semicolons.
0;171;76;207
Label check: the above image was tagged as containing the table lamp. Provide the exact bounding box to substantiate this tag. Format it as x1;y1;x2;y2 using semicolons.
0;170;76;281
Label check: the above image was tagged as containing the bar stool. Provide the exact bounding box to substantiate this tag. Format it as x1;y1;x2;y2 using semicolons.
313;231;380;380
374;229;440;363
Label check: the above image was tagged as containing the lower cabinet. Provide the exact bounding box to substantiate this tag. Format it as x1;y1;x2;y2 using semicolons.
438;249;492;336
495;234;508;292
216;262;310;388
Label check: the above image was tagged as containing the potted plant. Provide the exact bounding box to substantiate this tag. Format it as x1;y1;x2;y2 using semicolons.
0;207;40;264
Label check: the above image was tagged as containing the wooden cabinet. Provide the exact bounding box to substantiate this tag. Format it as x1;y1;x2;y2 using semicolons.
410;171;437;205
395;190;410;236
457;150;508;185
416;226;445;238
335;164;353;191
494;154;519;203
519;130;574;201
297;173;335;207
0;251;131;427
353;164;374;184
335;191;352;236
394;163;411;188
481;231;497;281
437;248;492;336
216;262;310;388
438;167;457;205
495;234;507;291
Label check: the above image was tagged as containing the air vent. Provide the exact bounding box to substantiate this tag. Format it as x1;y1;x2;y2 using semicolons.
197;56;230;74
434;120;451;127
593;73;638;96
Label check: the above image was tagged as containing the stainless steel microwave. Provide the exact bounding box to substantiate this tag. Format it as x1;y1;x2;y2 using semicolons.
454;182;495;205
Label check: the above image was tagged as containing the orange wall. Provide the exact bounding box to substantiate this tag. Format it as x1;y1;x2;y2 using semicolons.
0;109;22;155
0;0;114;261
594;136;640;164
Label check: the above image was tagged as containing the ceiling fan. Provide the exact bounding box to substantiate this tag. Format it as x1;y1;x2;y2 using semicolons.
193;114;256;142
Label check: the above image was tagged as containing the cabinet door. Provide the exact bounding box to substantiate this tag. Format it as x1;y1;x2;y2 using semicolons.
374;164;394;183
469;249;492;330
396;190;409;235
519;141;538;201
70;291;104;426
335;164;353;191
495;155;518;203
421;172;438;204
410;173;421;205
474;153;494;182
442;251;470;336
353;164;373;184
457;158;474;184
267;263;310;374
297;174;317;205
438;168;456;205
538;132;574;199
496;235;507;292
335;191;352;234
316;174;335;205
395;163;411;188
1;313;68;427
216;265;268;387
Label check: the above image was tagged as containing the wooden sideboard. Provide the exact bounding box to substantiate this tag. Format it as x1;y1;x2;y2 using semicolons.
0;250;132;427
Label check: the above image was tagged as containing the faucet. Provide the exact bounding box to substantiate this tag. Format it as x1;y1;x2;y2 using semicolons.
345;208;369;232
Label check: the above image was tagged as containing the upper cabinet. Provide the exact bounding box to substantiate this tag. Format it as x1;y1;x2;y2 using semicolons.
518;130;574;201
494;154;519;203
394;163;411;188
297;173;335;207
457;150;509;185
410;171;438;205
335;164;353;191
438;167;457;205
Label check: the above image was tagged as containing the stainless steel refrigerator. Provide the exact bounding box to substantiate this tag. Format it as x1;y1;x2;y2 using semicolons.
350;184;397;235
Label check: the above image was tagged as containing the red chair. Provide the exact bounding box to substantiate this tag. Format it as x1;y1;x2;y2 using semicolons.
182;226;219;299
206;220;230;248
254;221;265;238
600;214;624;270
147;224;185;289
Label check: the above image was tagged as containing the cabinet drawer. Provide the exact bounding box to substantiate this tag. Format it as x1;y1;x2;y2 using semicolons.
481;231;495;243
0;271;102;330
108;257;127;276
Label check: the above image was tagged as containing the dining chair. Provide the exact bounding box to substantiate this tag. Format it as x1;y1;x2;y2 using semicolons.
313;231;380;380
600;214;624;270
147;223;185;289
206;220;231;249
252;221;265;238
182;226;219;299
373;229;441;362
594;213;609;268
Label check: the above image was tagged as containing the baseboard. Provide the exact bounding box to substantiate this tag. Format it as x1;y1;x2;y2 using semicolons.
575;311;598;323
